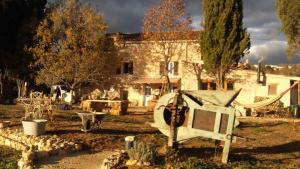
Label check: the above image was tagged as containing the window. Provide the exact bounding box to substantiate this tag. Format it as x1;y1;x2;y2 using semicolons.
268;84;277;95
159;61;178;75
116;67;121;74
210;83;217;90
121;90;128;100
200;82;208;90
227;83;234;90
116;61;133;75
123;61;133;74
144;85;152;95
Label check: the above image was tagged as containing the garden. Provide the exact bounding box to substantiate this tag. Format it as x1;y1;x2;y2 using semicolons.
1;104;300;169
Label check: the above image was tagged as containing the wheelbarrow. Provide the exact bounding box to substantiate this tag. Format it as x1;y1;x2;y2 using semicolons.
76;112;106;132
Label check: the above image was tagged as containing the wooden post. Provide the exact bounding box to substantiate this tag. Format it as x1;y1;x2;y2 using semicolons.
221;114;235;163
298;81;300;105
168;94;177;147
168;92;182;148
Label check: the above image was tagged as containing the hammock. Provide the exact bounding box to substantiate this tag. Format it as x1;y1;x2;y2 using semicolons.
233;81;299;109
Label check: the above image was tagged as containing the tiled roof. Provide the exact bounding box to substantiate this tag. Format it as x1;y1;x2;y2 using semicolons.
107;31;201;42
132;77;181;84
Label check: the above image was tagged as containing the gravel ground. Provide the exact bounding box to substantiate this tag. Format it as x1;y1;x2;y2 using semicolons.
36;151;115;169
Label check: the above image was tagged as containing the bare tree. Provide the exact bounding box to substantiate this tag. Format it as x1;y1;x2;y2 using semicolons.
142;0;193;94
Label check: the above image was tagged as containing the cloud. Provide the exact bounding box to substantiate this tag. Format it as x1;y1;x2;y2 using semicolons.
71;0;295;64
191;15;202;29
245;41;300;64
88;0;202;32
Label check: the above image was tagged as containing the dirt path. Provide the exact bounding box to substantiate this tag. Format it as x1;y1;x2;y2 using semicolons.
36;151;115;169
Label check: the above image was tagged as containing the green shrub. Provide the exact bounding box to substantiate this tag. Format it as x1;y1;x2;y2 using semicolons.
182;157;219;169
127;141;157;164
165;148;220;169
0;146;21;169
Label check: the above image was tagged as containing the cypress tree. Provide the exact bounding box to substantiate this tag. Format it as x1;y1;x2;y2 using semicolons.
200;0;250;89
276;0;300;58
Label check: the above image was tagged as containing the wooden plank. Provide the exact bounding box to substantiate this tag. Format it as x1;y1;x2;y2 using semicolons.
237;116;300;123
192;109;216;131
213;112;221;133
222;139;231;164
221;113;235;164
86;100;122;103
219;114;229;134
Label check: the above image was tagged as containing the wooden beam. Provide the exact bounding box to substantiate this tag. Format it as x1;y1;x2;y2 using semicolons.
298;81;300;105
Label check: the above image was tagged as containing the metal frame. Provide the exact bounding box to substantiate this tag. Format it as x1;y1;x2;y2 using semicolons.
151;92;238;163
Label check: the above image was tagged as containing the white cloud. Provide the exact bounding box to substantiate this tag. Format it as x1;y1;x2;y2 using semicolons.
249;40;286;60
244;41;300;64
191;15;202;30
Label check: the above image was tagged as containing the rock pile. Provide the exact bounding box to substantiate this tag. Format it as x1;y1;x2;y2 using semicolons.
0;128;82;169
100;150;125;169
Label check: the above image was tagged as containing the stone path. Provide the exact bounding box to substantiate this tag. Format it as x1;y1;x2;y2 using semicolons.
36;151;115;169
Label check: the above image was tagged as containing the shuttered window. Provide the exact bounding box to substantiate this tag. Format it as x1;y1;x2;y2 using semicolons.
123;61;133;74
268;84;277;95
227;83;234;90
174;61;178;75
160;61;165;75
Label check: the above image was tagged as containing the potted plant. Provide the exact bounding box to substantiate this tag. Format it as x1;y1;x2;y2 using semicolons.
20;92;50;136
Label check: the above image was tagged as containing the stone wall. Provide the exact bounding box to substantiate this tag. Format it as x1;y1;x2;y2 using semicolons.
0;128;82;169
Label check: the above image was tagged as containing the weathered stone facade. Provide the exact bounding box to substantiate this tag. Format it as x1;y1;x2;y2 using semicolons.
109;32;202;106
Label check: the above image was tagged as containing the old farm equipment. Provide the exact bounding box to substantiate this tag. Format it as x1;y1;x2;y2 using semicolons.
76;112;106;132
150;90;241;163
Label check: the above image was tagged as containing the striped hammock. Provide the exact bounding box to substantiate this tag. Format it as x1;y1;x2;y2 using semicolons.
234;81;298;109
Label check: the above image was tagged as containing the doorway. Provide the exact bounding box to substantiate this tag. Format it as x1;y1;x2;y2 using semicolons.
290;80;299;105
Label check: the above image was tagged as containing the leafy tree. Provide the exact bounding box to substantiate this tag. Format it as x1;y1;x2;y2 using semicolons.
276;0;300;58
200;0;250;89
28;0;111;96
142;0;193;93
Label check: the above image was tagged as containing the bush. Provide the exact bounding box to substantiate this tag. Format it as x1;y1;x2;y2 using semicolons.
127;141;157;164
165;148;220;169
0;146;21;169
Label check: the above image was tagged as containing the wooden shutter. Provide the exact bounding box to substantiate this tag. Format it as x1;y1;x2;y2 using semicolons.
268;84;277;95
159;62;165;75
174;61;179;75
128;61;133;74
116;65;121;74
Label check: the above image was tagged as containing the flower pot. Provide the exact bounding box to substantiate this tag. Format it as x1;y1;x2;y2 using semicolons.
22;119;47;136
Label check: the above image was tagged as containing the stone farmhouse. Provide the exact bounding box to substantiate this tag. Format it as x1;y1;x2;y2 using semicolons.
108;32;203;106
94;32;300;109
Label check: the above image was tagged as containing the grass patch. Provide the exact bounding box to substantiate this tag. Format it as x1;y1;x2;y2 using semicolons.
254;127;271;133
103;115;136;123
0;104;24;119
0;145;21;169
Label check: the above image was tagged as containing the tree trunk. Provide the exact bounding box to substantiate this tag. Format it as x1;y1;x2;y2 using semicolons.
165;74;171;93
216;68;225;90
165;63;172;93
0;73;3;96
69;89;74;105
22;82;27;97
196;69;202;90
16;79;21;98
16;79;27;98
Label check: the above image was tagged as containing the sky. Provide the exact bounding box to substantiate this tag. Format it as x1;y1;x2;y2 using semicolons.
85;0;300;65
